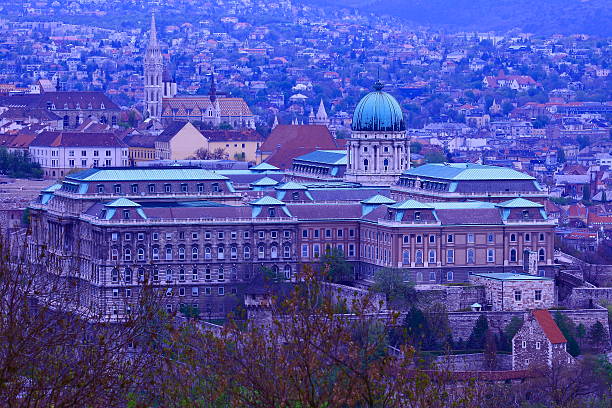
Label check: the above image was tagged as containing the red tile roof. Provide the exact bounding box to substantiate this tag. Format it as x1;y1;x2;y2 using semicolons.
259;125;338;169
532;309;567;344
31;131;127;148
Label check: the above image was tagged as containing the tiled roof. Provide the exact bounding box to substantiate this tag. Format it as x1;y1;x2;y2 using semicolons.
67;168;229;182
259;125;338;169
361;194;395;205
30;131;127;148
251;176;279;186
276;181;308;191
294;149;347;165
105;198;141;207
496;198;543;208
390;199;433;209
157;121;194;142
0;91;119;111
435;208;503;225
250;196;285;206
532;309;567;344
162;96;253;117
402;163;534;181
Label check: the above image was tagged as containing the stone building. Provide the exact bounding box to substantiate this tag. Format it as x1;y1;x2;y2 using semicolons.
512;309;575;370
469;273;555;311
27;166;556;320
344;81;411;186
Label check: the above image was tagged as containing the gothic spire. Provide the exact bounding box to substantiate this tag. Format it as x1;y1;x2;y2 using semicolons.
209;68;217;103
149;13;158;46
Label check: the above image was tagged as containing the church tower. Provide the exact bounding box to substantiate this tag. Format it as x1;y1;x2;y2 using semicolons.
311;98;329;126
344;80;411;186
143;14;163;119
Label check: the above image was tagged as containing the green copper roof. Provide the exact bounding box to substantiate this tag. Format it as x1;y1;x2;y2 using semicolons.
402;163;535;181
250;196;286;206
295;150;347;165
250;162;280;171
276;181;308;190
105;198;141;207
352;82;405;132
251;177;279;186
42;183;62;193
390;199;433;209
361;194;396;205
496;198;544;208
471;272;550;281
68;168;229;182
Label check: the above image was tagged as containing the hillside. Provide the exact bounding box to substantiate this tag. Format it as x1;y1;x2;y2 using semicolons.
307;0;612;36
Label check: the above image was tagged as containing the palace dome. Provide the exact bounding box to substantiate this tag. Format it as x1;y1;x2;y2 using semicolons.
351;81;405;132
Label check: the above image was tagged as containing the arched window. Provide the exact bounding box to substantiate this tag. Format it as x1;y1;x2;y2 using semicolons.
258;245;265;259
383;158;389;171
179;268;185;282
446;271;453;281
138;247;145;261
152;247;159;260
178;246;185;260
63;115;69;128
283;245;291;258
428;250;436;264
124;247;131;261
415;250;423;264
363;159;369;171
416;272;423;282
244;246;251;259
165;268;173;283
111;248;119;261
402;250;410;264
124;268;132;283
284;265;292;280
217;246;225;260
231;246;238;259
510;233;516;242
204;247;212;259
270;246;278;259
467;248;475;264
192;246;198;260
165;246;173;260
538;248;545;262
111;268;119;283
510;248;517;262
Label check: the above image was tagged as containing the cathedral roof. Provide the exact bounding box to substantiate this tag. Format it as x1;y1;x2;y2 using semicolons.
352;81;405;132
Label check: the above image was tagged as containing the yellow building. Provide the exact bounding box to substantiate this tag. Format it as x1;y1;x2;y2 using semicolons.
203;129;264;162
122;132;158;165
155;121;209;160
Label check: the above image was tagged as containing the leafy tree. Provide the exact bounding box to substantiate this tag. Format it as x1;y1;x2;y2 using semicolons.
589;321;607;350
557;148;566;163
370;269;416;309
577;135;591;149
467;314;488;350
0;148;43;179
410;141;422;154
318;247;353;283
554;312;581;356
424;151;446;163
189;147;228;160
576;323;587;348
498;316;524;352
402;307;429;349
484;329;497;370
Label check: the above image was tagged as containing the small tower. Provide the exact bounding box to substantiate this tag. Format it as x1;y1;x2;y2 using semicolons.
209;69;217;103
272;114;279;129
312;98;329;126
344;80;411;186
162;67;177;98
143;14;163;119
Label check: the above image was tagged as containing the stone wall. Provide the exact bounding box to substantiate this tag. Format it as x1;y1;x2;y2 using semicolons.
416;284;485;312
447;309;610;345
434;353;512;371
563;287;612;309
322;282;387;313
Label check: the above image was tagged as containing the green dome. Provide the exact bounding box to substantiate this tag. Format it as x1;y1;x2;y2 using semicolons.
352;81;405;132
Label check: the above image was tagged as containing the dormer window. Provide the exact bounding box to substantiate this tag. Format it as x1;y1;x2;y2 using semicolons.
114;184;121;194
212;183;220;192
268;207;276;218
97;184;104;193
522;210;529;219
292;192;300;200
100;103;105;109
123;210;130;219
414;211;421;221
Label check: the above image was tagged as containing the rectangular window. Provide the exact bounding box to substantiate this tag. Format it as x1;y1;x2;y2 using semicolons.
284;230;291;239
535;342;541;350
535;290;542;301
124;233;131;241
467;233;474;244
301;244;308;257
447;249;454;264
487;233;494;243
429;235;435;243
137;233;144;240
152;232;159;241
314;230;320;238
179;287;186;297
302;229;308;238
313;244;320;258
111;232;118;241
231;231;237;240
447;234;453;243
416;235;422;244
258;231;265;239
192;287;199;297
325;229;332;238
349;244;355;257
205;287;211;295
205;231;211;240
243;231;250;239
514;290;522;301
218;287;224;296
487;249;495;263
218;232;224;240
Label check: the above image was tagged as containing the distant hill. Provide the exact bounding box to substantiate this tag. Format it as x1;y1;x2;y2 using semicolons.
306;0;612;36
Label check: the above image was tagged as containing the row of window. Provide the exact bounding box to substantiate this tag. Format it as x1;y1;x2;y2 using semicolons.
111;230;293;242
514;289;543;302
398;248;496;264
302;228;356;239
300;243;356;258
99;182;223;195
111;244;292;262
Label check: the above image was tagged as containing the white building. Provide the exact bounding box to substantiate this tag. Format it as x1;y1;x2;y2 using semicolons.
29;131;128;179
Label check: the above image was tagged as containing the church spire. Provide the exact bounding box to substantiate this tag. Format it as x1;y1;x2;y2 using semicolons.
149;13;158;46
